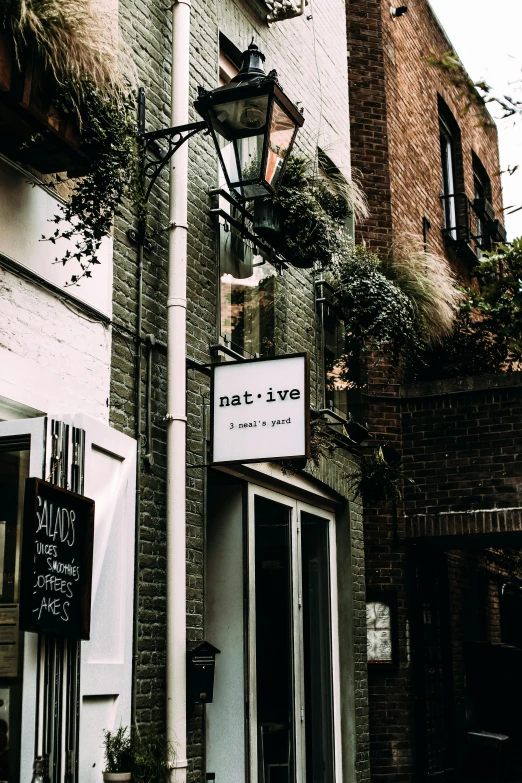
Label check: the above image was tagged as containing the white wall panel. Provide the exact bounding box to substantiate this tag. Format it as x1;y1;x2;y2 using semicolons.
0;266;111;422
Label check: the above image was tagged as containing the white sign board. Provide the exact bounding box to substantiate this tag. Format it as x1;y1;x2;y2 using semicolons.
211;354;310;465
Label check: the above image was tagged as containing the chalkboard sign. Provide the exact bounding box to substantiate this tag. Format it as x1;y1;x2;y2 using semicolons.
20;478;94;640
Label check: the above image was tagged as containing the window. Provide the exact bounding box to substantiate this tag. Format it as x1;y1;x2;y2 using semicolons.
438;98;463;242
472;153;493;255
217;38;277;358
366;593;397;667
500;582;522;648
206;480;343;783
219;229;277;357
315;155;366;425
0;441;29;783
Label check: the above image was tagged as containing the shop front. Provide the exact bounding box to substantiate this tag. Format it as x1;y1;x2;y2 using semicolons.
0;412;135;782
205;463;354;783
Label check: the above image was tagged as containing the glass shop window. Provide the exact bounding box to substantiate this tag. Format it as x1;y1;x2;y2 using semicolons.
0;442;29;783
253;495;336;783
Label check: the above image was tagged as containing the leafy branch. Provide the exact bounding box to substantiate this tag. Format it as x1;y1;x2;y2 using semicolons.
44;80;142;286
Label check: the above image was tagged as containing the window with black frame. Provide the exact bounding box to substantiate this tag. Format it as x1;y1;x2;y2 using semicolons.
439;98;464;243
322;292;366;424
219;224;277;358
471;153;493;256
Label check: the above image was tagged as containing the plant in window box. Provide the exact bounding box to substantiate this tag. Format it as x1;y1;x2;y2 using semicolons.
265;154;368;269
0;0;131;172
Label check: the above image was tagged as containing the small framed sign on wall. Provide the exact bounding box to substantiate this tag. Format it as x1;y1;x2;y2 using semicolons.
211;353;310;465
20;478;95;640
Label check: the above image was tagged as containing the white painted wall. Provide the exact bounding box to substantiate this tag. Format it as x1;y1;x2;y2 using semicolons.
206;482;246;782
0;265;111;422
0;154;113;422
0;157;113;315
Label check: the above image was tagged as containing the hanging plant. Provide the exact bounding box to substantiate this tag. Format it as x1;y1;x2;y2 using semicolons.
280;416;338;474
414;237;522;381
329;239;461;384
272;154;368;269
46;80;142;285
382;235;461;344
0;0;131;101
332;244;422;376
0;0;141;285
349;445;413;507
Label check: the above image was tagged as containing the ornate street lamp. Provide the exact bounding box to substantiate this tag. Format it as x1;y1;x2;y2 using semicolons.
194;40;304;200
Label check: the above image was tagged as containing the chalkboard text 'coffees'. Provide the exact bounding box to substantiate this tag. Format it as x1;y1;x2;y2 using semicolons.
20;478;94;640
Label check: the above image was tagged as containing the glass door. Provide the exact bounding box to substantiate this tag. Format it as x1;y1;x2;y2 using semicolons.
247;486;340;783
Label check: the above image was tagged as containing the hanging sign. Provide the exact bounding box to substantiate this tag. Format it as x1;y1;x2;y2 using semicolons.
211;353;310;464
20;478;94;640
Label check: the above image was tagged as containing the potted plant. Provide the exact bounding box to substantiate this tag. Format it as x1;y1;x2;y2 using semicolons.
103;727;133;782
132;732;172;783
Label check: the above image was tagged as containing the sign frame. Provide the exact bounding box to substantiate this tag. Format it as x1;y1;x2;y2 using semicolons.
210;352;311;466
20;477;95;640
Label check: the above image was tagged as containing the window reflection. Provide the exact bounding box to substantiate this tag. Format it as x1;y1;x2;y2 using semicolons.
219;224;276;357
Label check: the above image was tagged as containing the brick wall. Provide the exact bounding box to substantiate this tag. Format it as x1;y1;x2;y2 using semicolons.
346;2;506;780
362;372;522;781
347;0;502;265
401;376;522;518
381;0;502;271
112;1;370;781
346;0;393;255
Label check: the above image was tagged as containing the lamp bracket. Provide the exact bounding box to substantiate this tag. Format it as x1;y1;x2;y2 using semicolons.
140;121;208;202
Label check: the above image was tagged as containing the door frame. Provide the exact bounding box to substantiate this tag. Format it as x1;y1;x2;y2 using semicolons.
0;416;47;783
246;483;342;783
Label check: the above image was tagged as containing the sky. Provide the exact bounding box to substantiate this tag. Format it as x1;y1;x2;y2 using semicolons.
427;0;522;240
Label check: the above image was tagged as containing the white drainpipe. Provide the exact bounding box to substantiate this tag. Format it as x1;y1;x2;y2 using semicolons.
166;0;190;780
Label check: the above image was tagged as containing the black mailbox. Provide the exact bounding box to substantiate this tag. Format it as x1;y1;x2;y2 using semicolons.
187;641;220;705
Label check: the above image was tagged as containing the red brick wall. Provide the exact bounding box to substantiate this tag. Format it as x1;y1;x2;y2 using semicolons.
381;0;502;265
346;0;393;255
401;379;522;517
347;0;503;265
347;1;507;780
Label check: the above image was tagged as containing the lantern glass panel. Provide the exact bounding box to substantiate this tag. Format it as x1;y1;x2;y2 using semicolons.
265;100;297;190
222;134;269;199
209;95;270;141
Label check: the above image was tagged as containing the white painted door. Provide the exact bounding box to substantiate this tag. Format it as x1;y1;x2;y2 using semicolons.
69;415;136;783
0;414;136;782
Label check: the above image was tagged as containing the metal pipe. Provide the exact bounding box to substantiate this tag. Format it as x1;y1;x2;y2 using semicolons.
131;87;147;729
166;0;190;780
145;335;155;467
